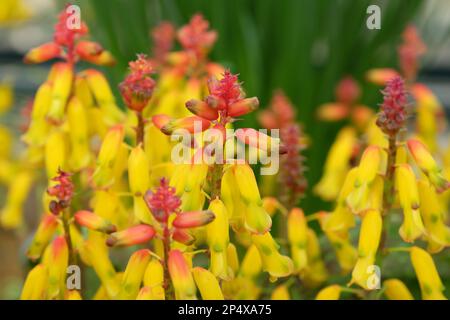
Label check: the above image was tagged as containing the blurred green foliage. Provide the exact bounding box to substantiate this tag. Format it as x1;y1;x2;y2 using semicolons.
70;0;422;213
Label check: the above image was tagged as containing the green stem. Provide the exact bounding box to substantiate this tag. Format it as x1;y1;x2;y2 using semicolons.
62;209;77;266
162;224;174;300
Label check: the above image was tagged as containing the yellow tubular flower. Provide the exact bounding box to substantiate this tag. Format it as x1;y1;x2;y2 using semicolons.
27;214;59;261
221;167;246;232
251;232;293;280
118;249;152;300
45;130;67;179
0;126;11;159
0;170;34;229
0;82;13;114
181;163;208;211
226;243;240;274
346;146;382;214
407;139;448;192
239;244;262;279
271;284;290;300
22;82;52;146
395;164;425;242
192;267;224;300
65;290;82;300
47;62;73;124
206;198;230;279
418;179;450;253
46;236;69;299
287;208;308;273
233;164;263;205
302;228;328;288
168;250;197;300
412;84;443;152
383;279;414;300
83;69;124;125
144;258;164;288
349;209;382;289
93;125;125;188
128;145;154;224
319;213;357;274
67;96;91;171
20;264;48;300
324;168;358;232
84;239;119;298
136;286;165;300
314;127;357;201
410;246;447;300
74;76;94;109
315;285;341;300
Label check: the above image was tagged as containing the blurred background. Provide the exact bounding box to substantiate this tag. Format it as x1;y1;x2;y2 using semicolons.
1;0;449;299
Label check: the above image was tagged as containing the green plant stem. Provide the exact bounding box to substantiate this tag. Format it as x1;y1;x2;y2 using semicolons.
162;224;175;300
62;209;77;266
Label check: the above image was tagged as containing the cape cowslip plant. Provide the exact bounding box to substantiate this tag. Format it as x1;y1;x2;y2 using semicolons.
153;70;293;285
317;76;449;299
315;25;446;203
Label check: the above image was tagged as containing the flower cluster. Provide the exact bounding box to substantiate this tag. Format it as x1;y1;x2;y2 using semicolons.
6;7;450;301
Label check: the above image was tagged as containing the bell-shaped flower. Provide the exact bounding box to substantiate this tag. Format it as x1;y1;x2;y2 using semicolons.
192;267;224;300
168;250;197;300
206;199;230;279
383;279;414;300
20;264;49;300
315;285;341;300
118;249;152;299
407;139;448;192
395;164;425;242
349;209;382;289
251;232;293;280
410;246;446;300
27;214;59;260
287;208;308;273
417;179;450;253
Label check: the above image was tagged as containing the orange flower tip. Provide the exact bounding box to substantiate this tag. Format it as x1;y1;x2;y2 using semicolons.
152;114;172;131
227;97;259;118
172;228;196;245
317;103;349;121
23;42;62;64
74;210;117;234
82;51;116;66
366;68;400;86
75;41;103;58
106;224;155;247
51;235;67;256
172;210;215;229
161;116;210;135
185;99;218;120
335;76;360;105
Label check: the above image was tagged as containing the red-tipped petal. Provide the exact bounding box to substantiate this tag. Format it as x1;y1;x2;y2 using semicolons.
172;228;196;245
74;210;116;234
185;99;218;120
106;224;155;247
24;42;61;64
228;97;259;117
172;210;215;229
160;116;210;135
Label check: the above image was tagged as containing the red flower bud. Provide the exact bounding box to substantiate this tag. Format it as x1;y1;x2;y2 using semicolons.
106;224;155;247
172;210;215;229
228;97;259;117
24;42;61;64
185;99;218;120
